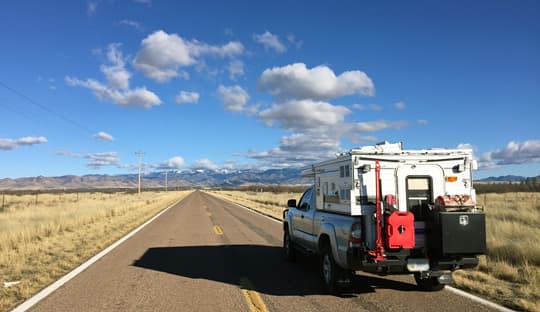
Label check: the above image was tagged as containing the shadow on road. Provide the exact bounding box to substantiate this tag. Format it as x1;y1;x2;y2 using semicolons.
133;244;417;296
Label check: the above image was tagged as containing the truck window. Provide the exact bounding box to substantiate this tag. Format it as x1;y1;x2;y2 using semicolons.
298;188;313;210
406;176;433;221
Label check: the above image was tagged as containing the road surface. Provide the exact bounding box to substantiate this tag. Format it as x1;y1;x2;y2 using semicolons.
29;191;496;312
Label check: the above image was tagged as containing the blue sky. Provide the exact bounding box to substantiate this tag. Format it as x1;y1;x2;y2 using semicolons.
0;0;539;179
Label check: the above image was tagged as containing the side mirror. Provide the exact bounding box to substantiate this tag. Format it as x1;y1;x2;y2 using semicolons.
287;199;297;208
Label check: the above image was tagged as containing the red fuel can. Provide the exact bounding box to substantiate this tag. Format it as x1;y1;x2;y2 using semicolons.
385;212;415;249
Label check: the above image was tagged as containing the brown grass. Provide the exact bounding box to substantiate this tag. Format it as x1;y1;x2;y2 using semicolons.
0;190;192;311
209;190;540;312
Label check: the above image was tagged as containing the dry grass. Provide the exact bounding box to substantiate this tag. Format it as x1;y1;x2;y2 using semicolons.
209;190;540;311
0;190;192;312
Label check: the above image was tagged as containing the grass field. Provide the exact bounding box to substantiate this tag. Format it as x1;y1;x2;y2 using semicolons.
0;190;192;312
208;190;540;312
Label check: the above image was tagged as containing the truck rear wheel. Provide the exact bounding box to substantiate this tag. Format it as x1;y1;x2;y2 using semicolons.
414;273;445;291
283;229;296;262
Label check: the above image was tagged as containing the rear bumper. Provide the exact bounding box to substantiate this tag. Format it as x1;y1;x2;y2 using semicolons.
346;247;479;274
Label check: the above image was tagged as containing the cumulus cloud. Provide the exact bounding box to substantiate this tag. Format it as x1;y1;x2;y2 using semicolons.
257;63;375;100
133;30;244;82
394;101;406;110
66;44;161;108
175;91;200;104
352;120;408;132
66;77;161;108
166;156;185;169
100;43;131;89
217;85;250;112
228;60;244;80
352;103;382;111
94;131;114;141
192;158;219;170
254;31;287;53
58;151;121;169
481;140;540;168
259;99;350;130
0;136;48;151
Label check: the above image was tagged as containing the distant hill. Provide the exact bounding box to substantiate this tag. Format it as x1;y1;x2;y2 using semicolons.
0;168;309;191
476;175;540;183
1;170;538;191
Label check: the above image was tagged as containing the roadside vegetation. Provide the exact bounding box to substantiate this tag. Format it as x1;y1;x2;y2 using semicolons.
0;190;191;311
208;189;539;312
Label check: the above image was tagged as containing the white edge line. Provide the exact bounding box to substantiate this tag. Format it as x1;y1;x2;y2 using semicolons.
10;197;185;312
207;193;282;224
445;286;515;312
208;192;515;312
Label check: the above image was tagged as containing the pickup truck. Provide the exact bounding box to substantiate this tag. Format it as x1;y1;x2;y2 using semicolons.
283;186;482;294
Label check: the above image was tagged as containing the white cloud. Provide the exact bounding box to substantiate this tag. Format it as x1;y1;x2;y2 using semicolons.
254;31;286;53
259;99;350;130
175;91;200;104
166;156;185;169
133;30;244;82
0;136;48;151
192;158;219;170
286;34;303;48
66;77;161;108
352;103;382;111
217;85;250;112
119;19;142;30
394;101;406;110
100;43;131;89
67;43;161;108
352;120;408;132
87;1;98;16
258;63;375;100
482;140;540;166
457;143;474;150
418;119;428;125
58;151;121;169
94;131;114;141
228;60;244;80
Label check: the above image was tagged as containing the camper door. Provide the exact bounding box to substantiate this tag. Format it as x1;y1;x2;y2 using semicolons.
396;164;444;218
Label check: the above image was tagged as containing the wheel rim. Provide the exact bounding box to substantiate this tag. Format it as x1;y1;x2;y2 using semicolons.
322;254;332;284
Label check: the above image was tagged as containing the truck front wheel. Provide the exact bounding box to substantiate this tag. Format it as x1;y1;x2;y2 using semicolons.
414;273;445;291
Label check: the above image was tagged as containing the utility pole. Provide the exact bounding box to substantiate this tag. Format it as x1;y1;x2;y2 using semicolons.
135;151;144;195
164;171;168;192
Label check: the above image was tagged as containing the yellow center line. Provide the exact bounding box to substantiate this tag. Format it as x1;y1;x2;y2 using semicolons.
240;277;268;312
207;212;212;217
213;225;223;235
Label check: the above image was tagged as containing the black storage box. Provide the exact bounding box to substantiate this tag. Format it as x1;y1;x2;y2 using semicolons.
428;212;486;256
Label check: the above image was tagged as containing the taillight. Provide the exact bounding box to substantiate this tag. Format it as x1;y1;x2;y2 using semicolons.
350;222;362;245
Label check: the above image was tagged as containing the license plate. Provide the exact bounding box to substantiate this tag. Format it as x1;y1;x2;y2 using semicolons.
407;259;430;272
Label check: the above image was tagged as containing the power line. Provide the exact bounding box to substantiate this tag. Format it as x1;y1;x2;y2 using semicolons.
0;80;95;134
135;151;144;195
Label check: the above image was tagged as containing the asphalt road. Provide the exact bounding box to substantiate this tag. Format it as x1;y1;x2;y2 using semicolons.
29;191;496;312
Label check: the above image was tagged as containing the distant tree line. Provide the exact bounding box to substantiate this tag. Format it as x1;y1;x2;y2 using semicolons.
475;178;540;193
217;184;309;194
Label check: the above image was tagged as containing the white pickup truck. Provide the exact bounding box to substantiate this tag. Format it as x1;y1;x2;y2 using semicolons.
283;142;486;293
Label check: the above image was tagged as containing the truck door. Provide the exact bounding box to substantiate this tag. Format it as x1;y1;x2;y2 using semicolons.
292;188;317;246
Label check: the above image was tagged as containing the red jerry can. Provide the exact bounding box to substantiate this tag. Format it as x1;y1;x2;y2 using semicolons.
385;212;415;249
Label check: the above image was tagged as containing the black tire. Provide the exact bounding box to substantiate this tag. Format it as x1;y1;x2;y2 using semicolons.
414;273;445;291
283;229;296;262
321;247;341;294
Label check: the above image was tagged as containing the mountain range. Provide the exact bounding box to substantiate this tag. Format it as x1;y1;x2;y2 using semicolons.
0;168;310;191
0;169;537;191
